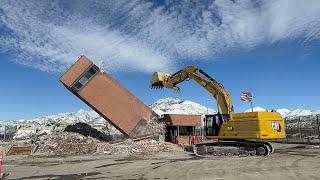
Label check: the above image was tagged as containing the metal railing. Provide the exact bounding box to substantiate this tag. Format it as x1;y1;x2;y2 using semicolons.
285;114;320;139
0;125;18;141
281;115;320;144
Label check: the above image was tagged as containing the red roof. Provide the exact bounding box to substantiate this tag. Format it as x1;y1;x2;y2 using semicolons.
163;114;202;126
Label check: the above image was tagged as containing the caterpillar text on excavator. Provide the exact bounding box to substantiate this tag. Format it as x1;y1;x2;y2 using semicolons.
150;66;286;156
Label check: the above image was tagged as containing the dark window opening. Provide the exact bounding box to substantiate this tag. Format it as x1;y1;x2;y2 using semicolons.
74;82;83;90
84;72;92;79
73;66;98;91
204;114;229;136
179;126;194;136
89;67;97;75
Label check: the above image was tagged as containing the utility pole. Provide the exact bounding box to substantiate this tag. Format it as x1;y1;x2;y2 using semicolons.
3;125;6;140
298;116;302;140
216;95;220;114
316;115;320;139
285;117;288;143
206;100;208;115
206;98;211;114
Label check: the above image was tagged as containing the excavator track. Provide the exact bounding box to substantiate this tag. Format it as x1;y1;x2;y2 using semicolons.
192;141;273;157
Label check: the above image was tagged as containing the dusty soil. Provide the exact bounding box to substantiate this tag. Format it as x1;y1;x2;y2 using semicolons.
3;143;320;180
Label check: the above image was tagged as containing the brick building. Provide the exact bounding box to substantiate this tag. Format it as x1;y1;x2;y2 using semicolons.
162;114;203;145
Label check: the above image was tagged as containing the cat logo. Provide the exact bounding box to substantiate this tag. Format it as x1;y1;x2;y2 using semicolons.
272;122;281;132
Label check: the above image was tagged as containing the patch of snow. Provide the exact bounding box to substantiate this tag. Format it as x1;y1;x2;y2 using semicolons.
151;97;216;115
286;109;314;117
276;108;291;117
245;106;266;112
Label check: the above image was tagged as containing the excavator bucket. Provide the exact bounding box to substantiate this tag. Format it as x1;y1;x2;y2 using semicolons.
150;72;170;89
150;72;180;92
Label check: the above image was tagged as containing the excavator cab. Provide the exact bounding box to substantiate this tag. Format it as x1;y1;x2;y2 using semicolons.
204;114;230;137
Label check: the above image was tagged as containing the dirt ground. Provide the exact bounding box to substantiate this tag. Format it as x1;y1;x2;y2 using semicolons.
3;143;320;180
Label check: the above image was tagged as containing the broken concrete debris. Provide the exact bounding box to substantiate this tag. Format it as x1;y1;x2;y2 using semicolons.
64;122;114;142
36;132;99;155
33;131;181;156
5;115;176;156
5;118;179;156
97;139;182;156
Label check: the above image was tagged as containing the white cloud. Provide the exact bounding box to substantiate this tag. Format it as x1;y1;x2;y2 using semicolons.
0;0;320;73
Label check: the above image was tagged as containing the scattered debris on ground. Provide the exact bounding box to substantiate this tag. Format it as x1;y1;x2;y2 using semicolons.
97;139;183;156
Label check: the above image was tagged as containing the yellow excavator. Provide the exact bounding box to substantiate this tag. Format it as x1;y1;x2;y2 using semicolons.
150;66;286;156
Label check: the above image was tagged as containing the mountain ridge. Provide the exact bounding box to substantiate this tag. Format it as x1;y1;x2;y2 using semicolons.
2;97;320;125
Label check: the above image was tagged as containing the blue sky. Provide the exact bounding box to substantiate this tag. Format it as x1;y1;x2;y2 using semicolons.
1;0;320;120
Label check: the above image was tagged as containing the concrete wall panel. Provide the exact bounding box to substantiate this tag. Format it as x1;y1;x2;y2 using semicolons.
60;56;93;87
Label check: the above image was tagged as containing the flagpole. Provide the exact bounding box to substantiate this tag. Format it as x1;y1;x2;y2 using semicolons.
240;92;253;112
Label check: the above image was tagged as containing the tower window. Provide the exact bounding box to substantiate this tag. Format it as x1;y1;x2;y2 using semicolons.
73;66;98;91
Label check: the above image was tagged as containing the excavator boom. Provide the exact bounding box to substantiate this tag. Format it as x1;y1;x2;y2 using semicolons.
150;66;234;114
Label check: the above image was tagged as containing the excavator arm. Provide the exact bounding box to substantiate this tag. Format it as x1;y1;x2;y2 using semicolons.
150;66;234;115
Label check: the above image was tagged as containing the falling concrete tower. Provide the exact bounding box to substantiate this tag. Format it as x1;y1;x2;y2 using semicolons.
60;56;157;138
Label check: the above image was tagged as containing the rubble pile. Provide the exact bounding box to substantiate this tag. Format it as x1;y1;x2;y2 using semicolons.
33;128;181;156
7;111;181;156
97;139;182;156
148;117;166;138
36;132;99;155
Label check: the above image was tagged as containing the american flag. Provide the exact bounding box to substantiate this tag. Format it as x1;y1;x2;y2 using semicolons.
240;92;253;102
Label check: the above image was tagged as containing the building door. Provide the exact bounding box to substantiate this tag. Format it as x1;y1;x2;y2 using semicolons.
165;126;175;143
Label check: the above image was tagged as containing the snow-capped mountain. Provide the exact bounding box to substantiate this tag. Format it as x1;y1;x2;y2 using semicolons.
6;97;217;139
2;97;319;127
245;107;320;118
1;97;320;139
13;109;106;126
2;97;215;126
32;109;106;125
151;97;216;115
275;109;291;117
284;109;320;117
0;120;17;126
